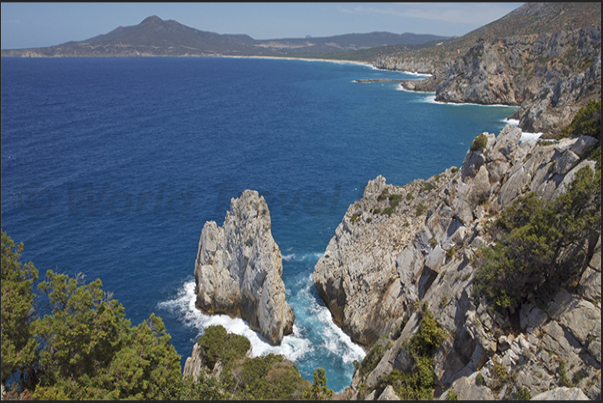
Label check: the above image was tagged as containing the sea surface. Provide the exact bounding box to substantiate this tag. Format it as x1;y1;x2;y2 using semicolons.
1;56;518;392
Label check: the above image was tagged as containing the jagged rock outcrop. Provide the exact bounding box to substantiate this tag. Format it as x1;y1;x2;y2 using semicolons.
194;189;295;345
183;342;205;381
183;339;254;382
395;26;601;137
373;56;438;75
314;124;601;400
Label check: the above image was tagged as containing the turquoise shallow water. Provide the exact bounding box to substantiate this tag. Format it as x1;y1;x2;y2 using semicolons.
1;56;518;392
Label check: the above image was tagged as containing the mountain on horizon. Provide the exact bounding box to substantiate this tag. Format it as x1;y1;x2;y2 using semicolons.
0;15;448;58
379;2;602;61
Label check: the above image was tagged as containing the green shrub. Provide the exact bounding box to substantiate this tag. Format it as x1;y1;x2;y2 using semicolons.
416;203;427;216
378;307;445;400
447;389;459;400
516;387;531;400
350;213;360;223
406;192;414;201
410;306;446;358
585;142;601;171
302;367;333;400
388;194;403;209
558;359;573;387
378;188;390;201
572;370;584;386
237;354;309;400
473;166;601;310
491;357;508;390
358;337;388;378
1;230;38;392
476;372;484;385
470;133;488;152
559;100;601;139
383;361;434;400
421;181;436;192
198;325;250;370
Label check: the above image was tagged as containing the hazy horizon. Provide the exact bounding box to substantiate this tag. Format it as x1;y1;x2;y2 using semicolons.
1;2;524;50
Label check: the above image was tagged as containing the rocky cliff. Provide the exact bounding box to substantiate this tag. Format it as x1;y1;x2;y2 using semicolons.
314;125;600;399
380;25;601;138
194;189;295;345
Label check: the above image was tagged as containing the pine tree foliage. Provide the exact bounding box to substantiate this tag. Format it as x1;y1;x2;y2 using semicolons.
474;164;601;310
1;230;39;391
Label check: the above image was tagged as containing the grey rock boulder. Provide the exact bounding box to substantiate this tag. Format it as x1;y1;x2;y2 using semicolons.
194;190;295;345
531;386;589;400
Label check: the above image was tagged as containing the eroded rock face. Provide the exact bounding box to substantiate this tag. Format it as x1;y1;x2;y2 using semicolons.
395;26;601;137
194;190;295;345
316;124;600;400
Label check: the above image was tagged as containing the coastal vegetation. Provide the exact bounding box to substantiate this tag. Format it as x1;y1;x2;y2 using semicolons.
560;100;601;138
2;230;182;399
365;304;446;400
469;133;488;152
0;231;319;400
473;101;601;311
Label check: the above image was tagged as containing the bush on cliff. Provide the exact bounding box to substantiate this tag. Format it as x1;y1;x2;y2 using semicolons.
302;367;333;400
1;231;183;400
230;353;311;400
1;231;324;400
473;164;601;310
197;324;250;370
470;133;488;152
559;99;601;170
1;231;38;393
374;304;446;400
559;99;601;140
32;271;182;400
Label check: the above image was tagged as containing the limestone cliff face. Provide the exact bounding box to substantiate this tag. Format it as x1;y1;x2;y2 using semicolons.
314;125;601;399
394;26;601;137
373;56;437;75
194;189;295;345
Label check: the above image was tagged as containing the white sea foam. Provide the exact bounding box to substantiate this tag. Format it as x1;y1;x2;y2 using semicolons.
157;280;313;361
519;131;544;143
437;100;520;108
503;118;520;126
158;266;366;371
282;252;324;262
402;71;432;78
396;85;435;94
370;65;432;78
300;274;366;364
409;93;438;104
397;88;522;110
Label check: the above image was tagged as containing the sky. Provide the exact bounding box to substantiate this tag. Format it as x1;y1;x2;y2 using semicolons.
1;2;525;50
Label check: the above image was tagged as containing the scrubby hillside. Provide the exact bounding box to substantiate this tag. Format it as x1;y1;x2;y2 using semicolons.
315;101;601;400
374;3;601;139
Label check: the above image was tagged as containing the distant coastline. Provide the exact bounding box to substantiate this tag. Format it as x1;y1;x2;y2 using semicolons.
214;54;372;67
0;52;373;68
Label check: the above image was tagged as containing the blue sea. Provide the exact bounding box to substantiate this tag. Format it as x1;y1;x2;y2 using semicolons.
1;56;518;392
